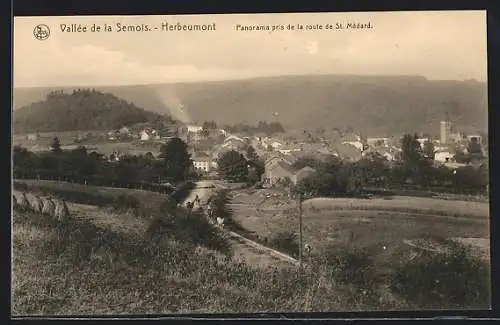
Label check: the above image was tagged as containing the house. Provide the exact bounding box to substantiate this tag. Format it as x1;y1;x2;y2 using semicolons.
222;135;247;151
186;125;203;133
292;166;317;185
435;151;455;163
270;141;284;150
367;137;389;147
342;140;365;151
416;138;429;149
467;134;482;144
26;133;39;141
278;147;302;155
262;160;295;186
192;152;212;173
264;153;295;168
140;130;150;141
362;147;396;162
335;143;363;161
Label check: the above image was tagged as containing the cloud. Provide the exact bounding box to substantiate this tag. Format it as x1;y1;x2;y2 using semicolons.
14;38;268;87
13;11;487;87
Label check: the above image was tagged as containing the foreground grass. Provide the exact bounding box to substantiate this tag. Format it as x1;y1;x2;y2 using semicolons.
13;208;491;315
12;183;491;314
9;210;325;314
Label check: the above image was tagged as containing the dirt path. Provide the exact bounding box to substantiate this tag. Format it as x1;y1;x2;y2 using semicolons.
184;182;298;268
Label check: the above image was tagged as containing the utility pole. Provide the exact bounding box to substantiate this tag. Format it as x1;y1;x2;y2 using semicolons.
297;192;303;268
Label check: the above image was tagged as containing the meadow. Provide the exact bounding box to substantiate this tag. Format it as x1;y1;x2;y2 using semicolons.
12;181;491;315
13;130;162;157
230;189;490;275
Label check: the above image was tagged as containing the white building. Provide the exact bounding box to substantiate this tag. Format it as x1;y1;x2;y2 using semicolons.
186;125;203;133
140;130;150;141
278;148;302;155
26;133;39;141
467;134;482;143
271;141;284;150
416;138;429;149
192;154;212;172
342;141;364;151
435;151;454;163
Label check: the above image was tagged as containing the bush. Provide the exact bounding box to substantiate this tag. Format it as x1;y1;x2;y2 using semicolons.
110;194;141;214
268;231;299;258
145;208;232;255
168;181;195;205
390;240;491;309
317;246;377;287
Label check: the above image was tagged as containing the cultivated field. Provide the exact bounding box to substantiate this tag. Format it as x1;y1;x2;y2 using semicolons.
230;189;491;269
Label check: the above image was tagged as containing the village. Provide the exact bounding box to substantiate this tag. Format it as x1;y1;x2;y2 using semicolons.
16;115;487;186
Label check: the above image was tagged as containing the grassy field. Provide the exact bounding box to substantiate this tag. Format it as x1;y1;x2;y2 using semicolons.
13;131;162;156
12;182;491;314
14;180;167;211
230;189;490;269
88;142;162;156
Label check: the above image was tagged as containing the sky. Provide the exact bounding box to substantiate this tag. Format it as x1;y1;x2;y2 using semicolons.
14;11;487;88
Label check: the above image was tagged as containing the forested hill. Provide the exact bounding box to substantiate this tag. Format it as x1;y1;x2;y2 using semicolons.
13;89;175;134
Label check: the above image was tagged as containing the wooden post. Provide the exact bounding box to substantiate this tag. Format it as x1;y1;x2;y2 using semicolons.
298;193;303;268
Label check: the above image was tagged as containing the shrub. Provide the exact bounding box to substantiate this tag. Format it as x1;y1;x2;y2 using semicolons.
268;231;299;258
110;194;141;215
168;181;195;205
317;245;377;287
145;208;232;255
390;240;491;309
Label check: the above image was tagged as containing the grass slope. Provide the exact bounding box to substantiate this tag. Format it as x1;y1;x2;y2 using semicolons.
12;181;491;314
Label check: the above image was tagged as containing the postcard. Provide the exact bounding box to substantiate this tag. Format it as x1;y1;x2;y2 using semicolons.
12;11;490;316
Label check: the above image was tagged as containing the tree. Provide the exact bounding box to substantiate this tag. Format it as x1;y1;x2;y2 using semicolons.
358;152;390;186
208;189;240;230
423;140;435;161
217;150;249;182
246;145;259;163
292;156;322;171
400;133;423;167
247;159;265;184
467;138;483;159
50;137;62;154
159;137;192;182
399;133;430;185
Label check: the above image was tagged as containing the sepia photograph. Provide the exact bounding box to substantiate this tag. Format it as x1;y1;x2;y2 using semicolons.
12;10;490;316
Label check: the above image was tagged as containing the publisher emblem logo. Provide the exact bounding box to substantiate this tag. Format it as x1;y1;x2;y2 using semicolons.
33;24;50;41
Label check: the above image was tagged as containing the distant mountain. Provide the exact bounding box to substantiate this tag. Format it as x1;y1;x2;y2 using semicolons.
13;74;488;136
13;89;174;134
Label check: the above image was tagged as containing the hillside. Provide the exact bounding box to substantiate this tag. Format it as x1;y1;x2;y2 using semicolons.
13;75;488;136
13;89;175;134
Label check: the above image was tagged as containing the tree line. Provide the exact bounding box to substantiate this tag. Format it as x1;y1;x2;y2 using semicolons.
13;136;196;189
220;121;285;135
